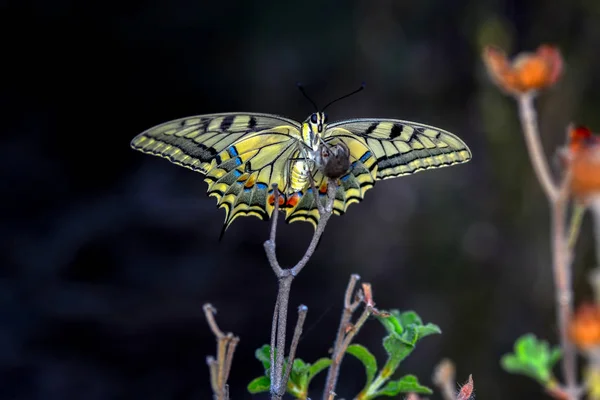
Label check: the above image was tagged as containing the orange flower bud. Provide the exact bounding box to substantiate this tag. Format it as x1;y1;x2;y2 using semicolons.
563;125;600;202
569;303;600;350
482;44;563;95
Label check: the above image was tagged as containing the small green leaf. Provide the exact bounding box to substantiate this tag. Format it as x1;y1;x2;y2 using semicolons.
347;344;378;387
382;335;414;373
374;375;433;396
398;311;423;327
500;334;561;385
415;323;442;339
307;358;332;383
255;345;272;372
290;358;310;388
549;348;562;368
377;312;404;336
247;376;271;394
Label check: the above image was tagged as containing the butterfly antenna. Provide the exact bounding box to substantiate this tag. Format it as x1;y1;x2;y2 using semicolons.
322;82;366;112
297;82;319;111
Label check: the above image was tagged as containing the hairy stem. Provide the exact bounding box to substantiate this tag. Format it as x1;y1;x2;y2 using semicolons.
517;94;577;399
264;180;338;400
517;93;559;201
323;275;362;400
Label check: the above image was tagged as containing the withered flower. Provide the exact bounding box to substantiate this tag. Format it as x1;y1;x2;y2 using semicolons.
569;303;600;350
561;125;600;202
482;44;563;95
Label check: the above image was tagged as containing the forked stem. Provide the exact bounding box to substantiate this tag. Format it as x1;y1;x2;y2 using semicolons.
203;304;239;400
264;180;338;399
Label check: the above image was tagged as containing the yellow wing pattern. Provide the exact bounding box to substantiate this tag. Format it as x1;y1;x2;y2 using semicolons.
131;113;304;231
326;119;472;179
130;113;301;174
131;113;472;233
282;119;472;228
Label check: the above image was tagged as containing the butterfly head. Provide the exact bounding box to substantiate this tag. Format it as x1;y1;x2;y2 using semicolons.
302;112;328;151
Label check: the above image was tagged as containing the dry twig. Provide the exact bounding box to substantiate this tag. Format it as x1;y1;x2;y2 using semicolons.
203;303;240;400
323;278;386;400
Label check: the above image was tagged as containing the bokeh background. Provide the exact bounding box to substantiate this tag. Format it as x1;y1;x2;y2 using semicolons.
4;0;600;398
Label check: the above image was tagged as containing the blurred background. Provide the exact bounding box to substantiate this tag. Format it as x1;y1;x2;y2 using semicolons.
3;0;600;398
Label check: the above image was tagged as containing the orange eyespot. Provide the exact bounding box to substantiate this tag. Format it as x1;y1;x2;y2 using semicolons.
268;193;286;207
285;193;300;208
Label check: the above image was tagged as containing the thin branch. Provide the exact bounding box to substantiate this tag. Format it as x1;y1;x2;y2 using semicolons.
516;93;578;399
517;93;560;201
264;177;339;400
281;305;309;391
324;279;380;400
552;172;577;399
567;204;586;251
203;304;239;400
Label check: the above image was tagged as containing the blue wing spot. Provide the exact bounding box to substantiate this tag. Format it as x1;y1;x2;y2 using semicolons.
232;170;242;178
340;174;351;182
234;157;242;166
257;183;268;190
359;151;372;163
228;147;239;157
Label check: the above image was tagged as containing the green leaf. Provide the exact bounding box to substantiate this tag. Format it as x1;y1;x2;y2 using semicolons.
415;323;442;339
377;312;404;336
382;335;414;373
549;348;563;368
247;376;271;394
307;358;332;383
255;345;273;372
500;334;562;385
347;344;378;388
374;375;433;396
290;358;310;388
397;311;422;327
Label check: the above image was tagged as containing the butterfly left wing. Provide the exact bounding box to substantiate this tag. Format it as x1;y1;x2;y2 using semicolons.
130;113;304;231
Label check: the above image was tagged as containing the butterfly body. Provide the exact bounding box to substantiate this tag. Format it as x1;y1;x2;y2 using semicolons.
131;111;471;232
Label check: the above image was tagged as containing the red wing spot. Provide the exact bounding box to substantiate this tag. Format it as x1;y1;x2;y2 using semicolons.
319;182;328;194
286;193;300;208
268;193;287;207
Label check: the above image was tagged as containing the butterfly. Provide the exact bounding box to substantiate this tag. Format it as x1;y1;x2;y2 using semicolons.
130;85;472;234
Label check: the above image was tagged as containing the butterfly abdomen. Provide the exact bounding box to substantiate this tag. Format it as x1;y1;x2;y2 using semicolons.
288;159;311;193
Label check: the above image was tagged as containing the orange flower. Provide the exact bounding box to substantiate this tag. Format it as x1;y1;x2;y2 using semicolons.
562;125;600;202
569;303;600;350
482;44;563;95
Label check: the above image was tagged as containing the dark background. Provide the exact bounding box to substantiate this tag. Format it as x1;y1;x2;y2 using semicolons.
3;0;600;399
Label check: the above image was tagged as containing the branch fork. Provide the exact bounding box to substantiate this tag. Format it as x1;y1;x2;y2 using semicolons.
264;178;338;399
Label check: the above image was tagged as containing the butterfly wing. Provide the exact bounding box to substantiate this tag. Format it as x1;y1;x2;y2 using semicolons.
285;118;472;224
131;113;303;230
325;118;472;178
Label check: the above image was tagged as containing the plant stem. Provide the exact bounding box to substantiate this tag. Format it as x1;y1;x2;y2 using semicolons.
264;180;338;399
203;304;239;400
517;94;577;399
517;93;559;202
